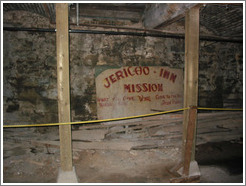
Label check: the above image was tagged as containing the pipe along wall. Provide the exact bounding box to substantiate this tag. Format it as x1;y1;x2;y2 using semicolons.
3;27;242;43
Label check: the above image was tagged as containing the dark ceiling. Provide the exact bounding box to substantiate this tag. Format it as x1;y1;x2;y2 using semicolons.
3;3;243;38
200;4;243;37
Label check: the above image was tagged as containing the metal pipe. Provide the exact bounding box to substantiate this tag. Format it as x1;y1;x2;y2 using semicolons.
3;26;242;43
69;29;184;39
3;27;56;32
3;26;184;39
69;22;183;35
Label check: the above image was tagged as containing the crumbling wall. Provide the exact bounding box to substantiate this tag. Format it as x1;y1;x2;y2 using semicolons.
3;11;57;126
199;41;243;108
69;34;185;122
3;10;243;126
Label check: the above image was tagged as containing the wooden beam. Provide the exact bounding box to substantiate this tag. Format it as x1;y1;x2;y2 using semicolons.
43;4;52;23
74;3;145;12
43;3;56;24
155;13;185;29
155;4;204;29
183;106;197;176
183;6;200;161
56;3;73;171
170;175;200;183
143;3;199;29
69;6;142;22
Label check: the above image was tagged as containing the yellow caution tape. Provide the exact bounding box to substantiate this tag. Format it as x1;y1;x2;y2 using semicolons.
197;107;243;111
3;107;189;128
3;107;243;128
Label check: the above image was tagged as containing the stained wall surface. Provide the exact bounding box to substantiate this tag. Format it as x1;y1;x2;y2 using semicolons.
3;10;243;126
96;66;184;119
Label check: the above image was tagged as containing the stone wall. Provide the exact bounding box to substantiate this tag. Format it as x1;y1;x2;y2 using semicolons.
3;10;243;126
3;11;57;126
199;41;243;108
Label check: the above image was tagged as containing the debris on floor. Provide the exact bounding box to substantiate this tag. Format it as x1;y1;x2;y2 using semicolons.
3;112;243;183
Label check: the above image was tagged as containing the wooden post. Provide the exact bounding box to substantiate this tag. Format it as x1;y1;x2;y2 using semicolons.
183;6;200;161
56;3;73;171
183;106;197;176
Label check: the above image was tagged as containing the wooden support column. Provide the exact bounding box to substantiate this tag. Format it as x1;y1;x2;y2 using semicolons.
183;6;200;161
183;106;197;176
56;3;73;171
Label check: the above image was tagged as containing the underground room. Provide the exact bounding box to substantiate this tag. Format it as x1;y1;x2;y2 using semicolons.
2;2;244;184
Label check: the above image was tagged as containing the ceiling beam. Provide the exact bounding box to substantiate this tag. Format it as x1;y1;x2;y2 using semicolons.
43;4;52;24
72;3;145;12
143;3;201;29
69;6;142;22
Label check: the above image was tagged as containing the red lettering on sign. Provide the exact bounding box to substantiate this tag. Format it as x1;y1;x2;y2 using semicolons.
138;95;151;102
115;70;124;80
172;99;181;104
159;68;178;83
123;68;128;77
124;84;131;93
103;67;153;88
131;84;135;92
148;84;152;92
99;102;113;107
143;67;150;75
161;100;171;105
155;95;165;99
159;69;163;77
143;83;148;92
123;96;134;101
104;78;111;88
163;70;170;79
128;67;135;76
170;73;177;83
136;84;141;93
152;84;157;91
135;67;142;75
124;83;163;93
109;74;117;83
97;97;109;102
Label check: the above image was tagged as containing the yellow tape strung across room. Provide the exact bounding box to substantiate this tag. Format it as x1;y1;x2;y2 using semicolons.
3;107;189;128
197;107;243;111
3;107;243;128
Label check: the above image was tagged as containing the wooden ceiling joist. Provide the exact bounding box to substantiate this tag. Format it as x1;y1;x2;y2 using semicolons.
143;3;201;29
70;6;142;22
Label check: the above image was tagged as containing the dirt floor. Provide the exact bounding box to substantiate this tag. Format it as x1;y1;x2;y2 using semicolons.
2;127;244;183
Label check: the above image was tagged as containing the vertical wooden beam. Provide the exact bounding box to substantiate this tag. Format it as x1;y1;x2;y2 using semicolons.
56;3;73;171
183;106;197;176
183;6;200;161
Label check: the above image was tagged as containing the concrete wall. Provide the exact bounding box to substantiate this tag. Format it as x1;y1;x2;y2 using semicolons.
3;10;243;126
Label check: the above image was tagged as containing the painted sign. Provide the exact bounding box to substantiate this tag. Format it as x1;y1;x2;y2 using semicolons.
96;66;183;120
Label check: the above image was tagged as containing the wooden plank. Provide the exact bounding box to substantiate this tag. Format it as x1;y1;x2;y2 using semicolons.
31;140;138;151
69;6;142;22
80;116;183;130
183;106;197;176
72;129;107;141
143;3;198;29
56;3;73;172
31;136;183;151
170;175;200;183
183;6;200;161
105;121;182;136
156;4;204;29
43;4;53;24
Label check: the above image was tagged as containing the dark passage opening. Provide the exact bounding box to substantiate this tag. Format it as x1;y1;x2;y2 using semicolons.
196;140;243;175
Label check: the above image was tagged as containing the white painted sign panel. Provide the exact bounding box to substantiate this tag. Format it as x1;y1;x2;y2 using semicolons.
96;66;183;120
